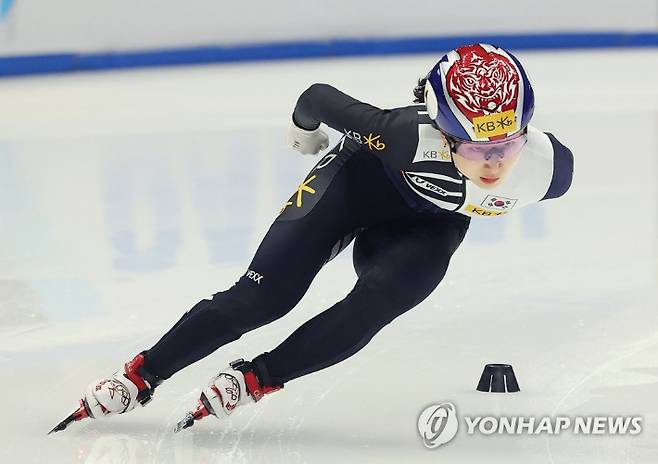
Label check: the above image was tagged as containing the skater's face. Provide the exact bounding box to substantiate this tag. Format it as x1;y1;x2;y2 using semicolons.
452;150;522;189
449;132;526;189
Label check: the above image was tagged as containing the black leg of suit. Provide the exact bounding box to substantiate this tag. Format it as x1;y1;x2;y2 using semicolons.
143;139;469;383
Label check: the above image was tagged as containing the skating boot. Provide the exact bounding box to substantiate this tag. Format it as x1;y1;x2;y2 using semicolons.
174;358;282;432
49;353;162;434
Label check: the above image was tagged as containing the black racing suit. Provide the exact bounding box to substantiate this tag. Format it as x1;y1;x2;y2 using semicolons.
143;84;472;387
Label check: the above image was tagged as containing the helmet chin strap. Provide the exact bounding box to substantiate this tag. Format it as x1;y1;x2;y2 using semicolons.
424;79;439;120
443;133;460;153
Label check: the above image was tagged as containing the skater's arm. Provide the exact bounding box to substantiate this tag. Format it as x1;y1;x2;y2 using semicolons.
292;83;416;156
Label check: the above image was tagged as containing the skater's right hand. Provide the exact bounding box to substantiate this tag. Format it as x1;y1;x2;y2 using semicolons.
286;120;329;155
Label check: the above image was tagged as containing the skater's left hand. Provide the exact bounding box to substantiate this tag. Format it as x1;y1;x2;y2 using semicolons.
287;120;329;155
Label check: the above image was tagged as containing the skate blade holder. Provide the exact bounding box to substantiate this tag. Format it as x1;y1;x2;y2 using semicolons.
477;364;520;393
173;395;213;433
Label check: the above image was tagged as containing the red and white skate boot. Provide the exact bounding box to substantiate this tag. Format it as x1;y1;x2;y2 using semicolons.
174;358;282;432
49;353;163;434
84;353;162;418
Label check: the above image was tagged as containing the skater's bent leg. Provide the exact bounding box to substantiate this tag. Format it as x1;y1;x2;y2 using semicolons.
144;220;350;378
143;148;364;379
258;215;470;385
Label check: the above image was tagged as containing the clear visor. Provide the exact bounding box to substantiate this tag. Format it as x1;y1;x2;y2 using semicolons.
452;131;527;161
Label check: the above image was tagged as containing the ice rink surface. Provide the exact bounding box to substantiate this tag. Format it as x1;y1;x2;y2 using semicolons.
0;49;656;463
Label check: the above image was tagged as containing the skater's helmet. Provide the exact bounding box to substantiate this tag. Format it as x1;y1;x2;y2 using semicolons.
424;43;534;143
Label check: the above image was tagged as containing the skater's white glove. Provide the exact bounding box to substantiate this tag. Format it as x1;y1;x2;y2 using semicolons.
287;120;329;156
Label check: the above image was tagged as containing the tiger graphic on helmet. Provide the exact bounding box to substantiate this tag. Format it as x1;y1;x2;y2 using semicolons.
424;43;535;142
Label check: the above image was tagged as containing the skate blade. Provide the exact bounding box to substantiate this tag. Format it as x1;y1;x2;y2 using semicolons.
173;397;212;433
173;412;196;433
48;400;90;435
48;413;77;435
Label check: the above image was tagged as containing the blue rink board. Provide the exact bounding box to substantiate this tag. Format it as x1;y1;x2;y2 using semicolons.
0;32;657;77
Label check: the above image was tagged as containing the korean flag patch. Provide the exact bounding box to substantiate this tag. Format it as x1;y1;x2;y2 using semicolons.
481;195;517;211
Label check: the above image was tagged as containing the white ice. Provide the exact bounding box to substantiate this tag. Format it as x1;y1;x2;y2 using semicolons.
0;49;656;464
